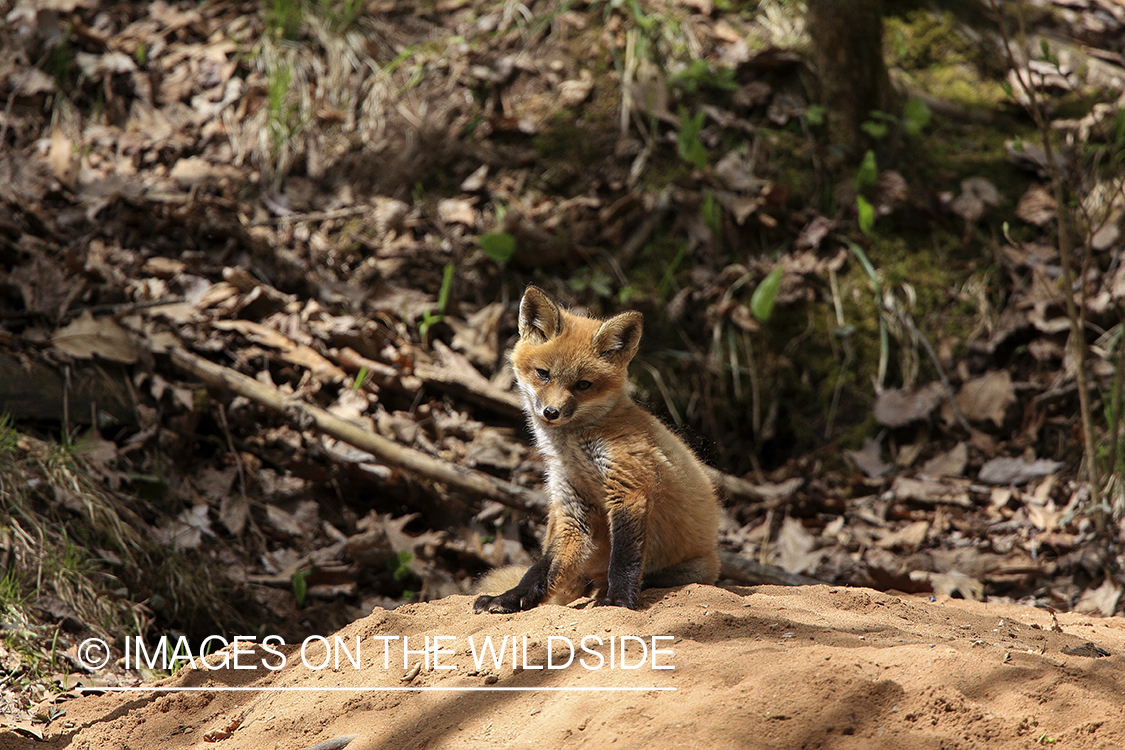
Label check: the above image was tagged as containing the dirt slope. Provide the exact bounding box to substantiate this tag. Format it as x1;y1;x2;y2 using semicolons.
15;584;1125;750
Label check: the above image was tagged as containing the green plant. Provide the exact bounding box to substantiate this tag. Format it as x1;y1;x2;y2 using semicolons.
846;240;890;391
390;550;414;583
291;569;310;608
854;149;878;190
860;111;894;140
319;0;364;33
418;263;455;340
479;231;517;263
44;34;77;88
657;245;688;299
805;104;827;127
669;59;738;94
390;550;420;602
860;98;932;140
265;0;303;40
854;150;878;235
0;568;28;613
617;284;642;304
676;108;708;169
0;413;18;454
266;61;298;156
750;266;784;323
856;195;876;236
570;267;615;298
351;365;369;391
701;190;722;244
902;98;932;135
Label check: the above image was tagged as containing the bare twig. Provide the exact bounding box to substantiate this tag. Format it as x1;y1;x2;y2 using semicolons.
990;0;1102;521
215;403;247;505
296;736;358;750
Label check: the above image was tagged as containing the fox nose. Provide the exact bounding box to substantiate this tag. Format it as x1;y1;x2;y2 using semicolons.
542;406;560;421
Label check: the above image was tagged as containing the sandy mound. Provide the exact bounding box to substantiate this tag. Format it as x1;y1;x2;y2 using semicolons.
18;585;1125;750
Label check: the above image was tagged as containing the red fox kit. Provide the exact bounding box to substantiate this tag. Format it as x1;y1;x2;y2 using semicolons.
474;286;720;612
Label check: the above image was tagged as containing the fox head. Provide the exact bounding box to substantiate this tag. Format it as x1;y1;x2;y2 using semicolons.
510;286;642;428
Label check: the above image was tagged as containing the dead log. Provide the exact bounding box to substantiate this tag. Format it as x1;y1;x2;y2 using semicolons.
168;347;547;513
719;551;821;587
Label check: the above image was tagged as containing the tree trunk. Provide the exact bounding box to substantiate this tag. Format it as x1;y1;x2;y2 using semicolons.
806;0;893;154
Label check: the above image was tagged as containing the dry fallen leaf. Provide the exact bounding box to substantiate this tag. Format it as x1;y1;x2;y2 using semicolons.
714;151;762;192
876;520;930;551
449;303;504;367
910;570;984;600
775;516;821;575
955;371;1015;427
47;127;76;188
1074;577;1123;617
846;437;891;479
1061;642;1112;658
920;442;968;478
558;69;593;107
1091;211;1122;251
156;505;213;552
52;310;143;364
874;382;946;428
950;176;1000;223
1015;183;1055;226
437;197;477;227
1025;498;1063;532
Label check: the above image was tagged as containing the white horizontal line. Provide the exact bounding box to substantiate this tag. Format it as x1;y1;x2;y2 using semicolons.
77;686;674;693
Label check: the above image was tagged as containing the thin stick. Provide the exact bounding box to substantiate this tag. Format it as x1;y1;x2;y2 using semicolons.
168;346;547;513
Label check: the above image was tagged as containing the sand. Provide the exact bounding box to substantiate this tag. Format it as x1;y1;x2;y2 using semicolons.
15;584;1125;749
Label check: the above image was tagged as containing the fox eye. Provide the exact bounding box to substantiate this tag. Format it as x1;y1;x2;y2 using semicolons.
574;380;592;391
535;368;550;381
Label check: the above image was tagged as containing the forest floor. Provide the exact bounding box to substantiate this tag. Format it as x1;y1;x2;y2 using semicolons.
2;0;1125;745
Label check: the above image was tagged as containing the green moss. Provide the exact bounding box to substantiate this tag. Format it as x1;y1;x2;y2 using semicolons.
885;10;1009;109
886;10;975;70
916;65;1009;109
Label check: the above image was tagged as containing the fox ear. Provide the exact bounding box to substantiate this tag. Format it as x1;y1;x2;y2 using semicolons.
518;286;563;343
593;311;642;364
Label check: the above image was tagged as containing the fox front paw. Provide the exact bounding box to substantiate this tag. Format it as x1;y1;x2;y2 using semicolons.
595;585;639;610
595;595;639;610
473;590;535;614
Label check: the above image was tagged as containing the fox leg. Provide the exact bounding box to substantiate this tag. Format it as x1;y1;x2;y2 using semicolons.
600;494;646;609
473;513;593;614
472;553;552;613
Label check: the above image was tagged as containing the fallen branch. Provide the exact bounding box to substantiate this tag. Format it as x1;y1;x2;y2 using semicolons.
169;346;808;586
332;345;525;419
168;347;547;513
719;551;821;587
